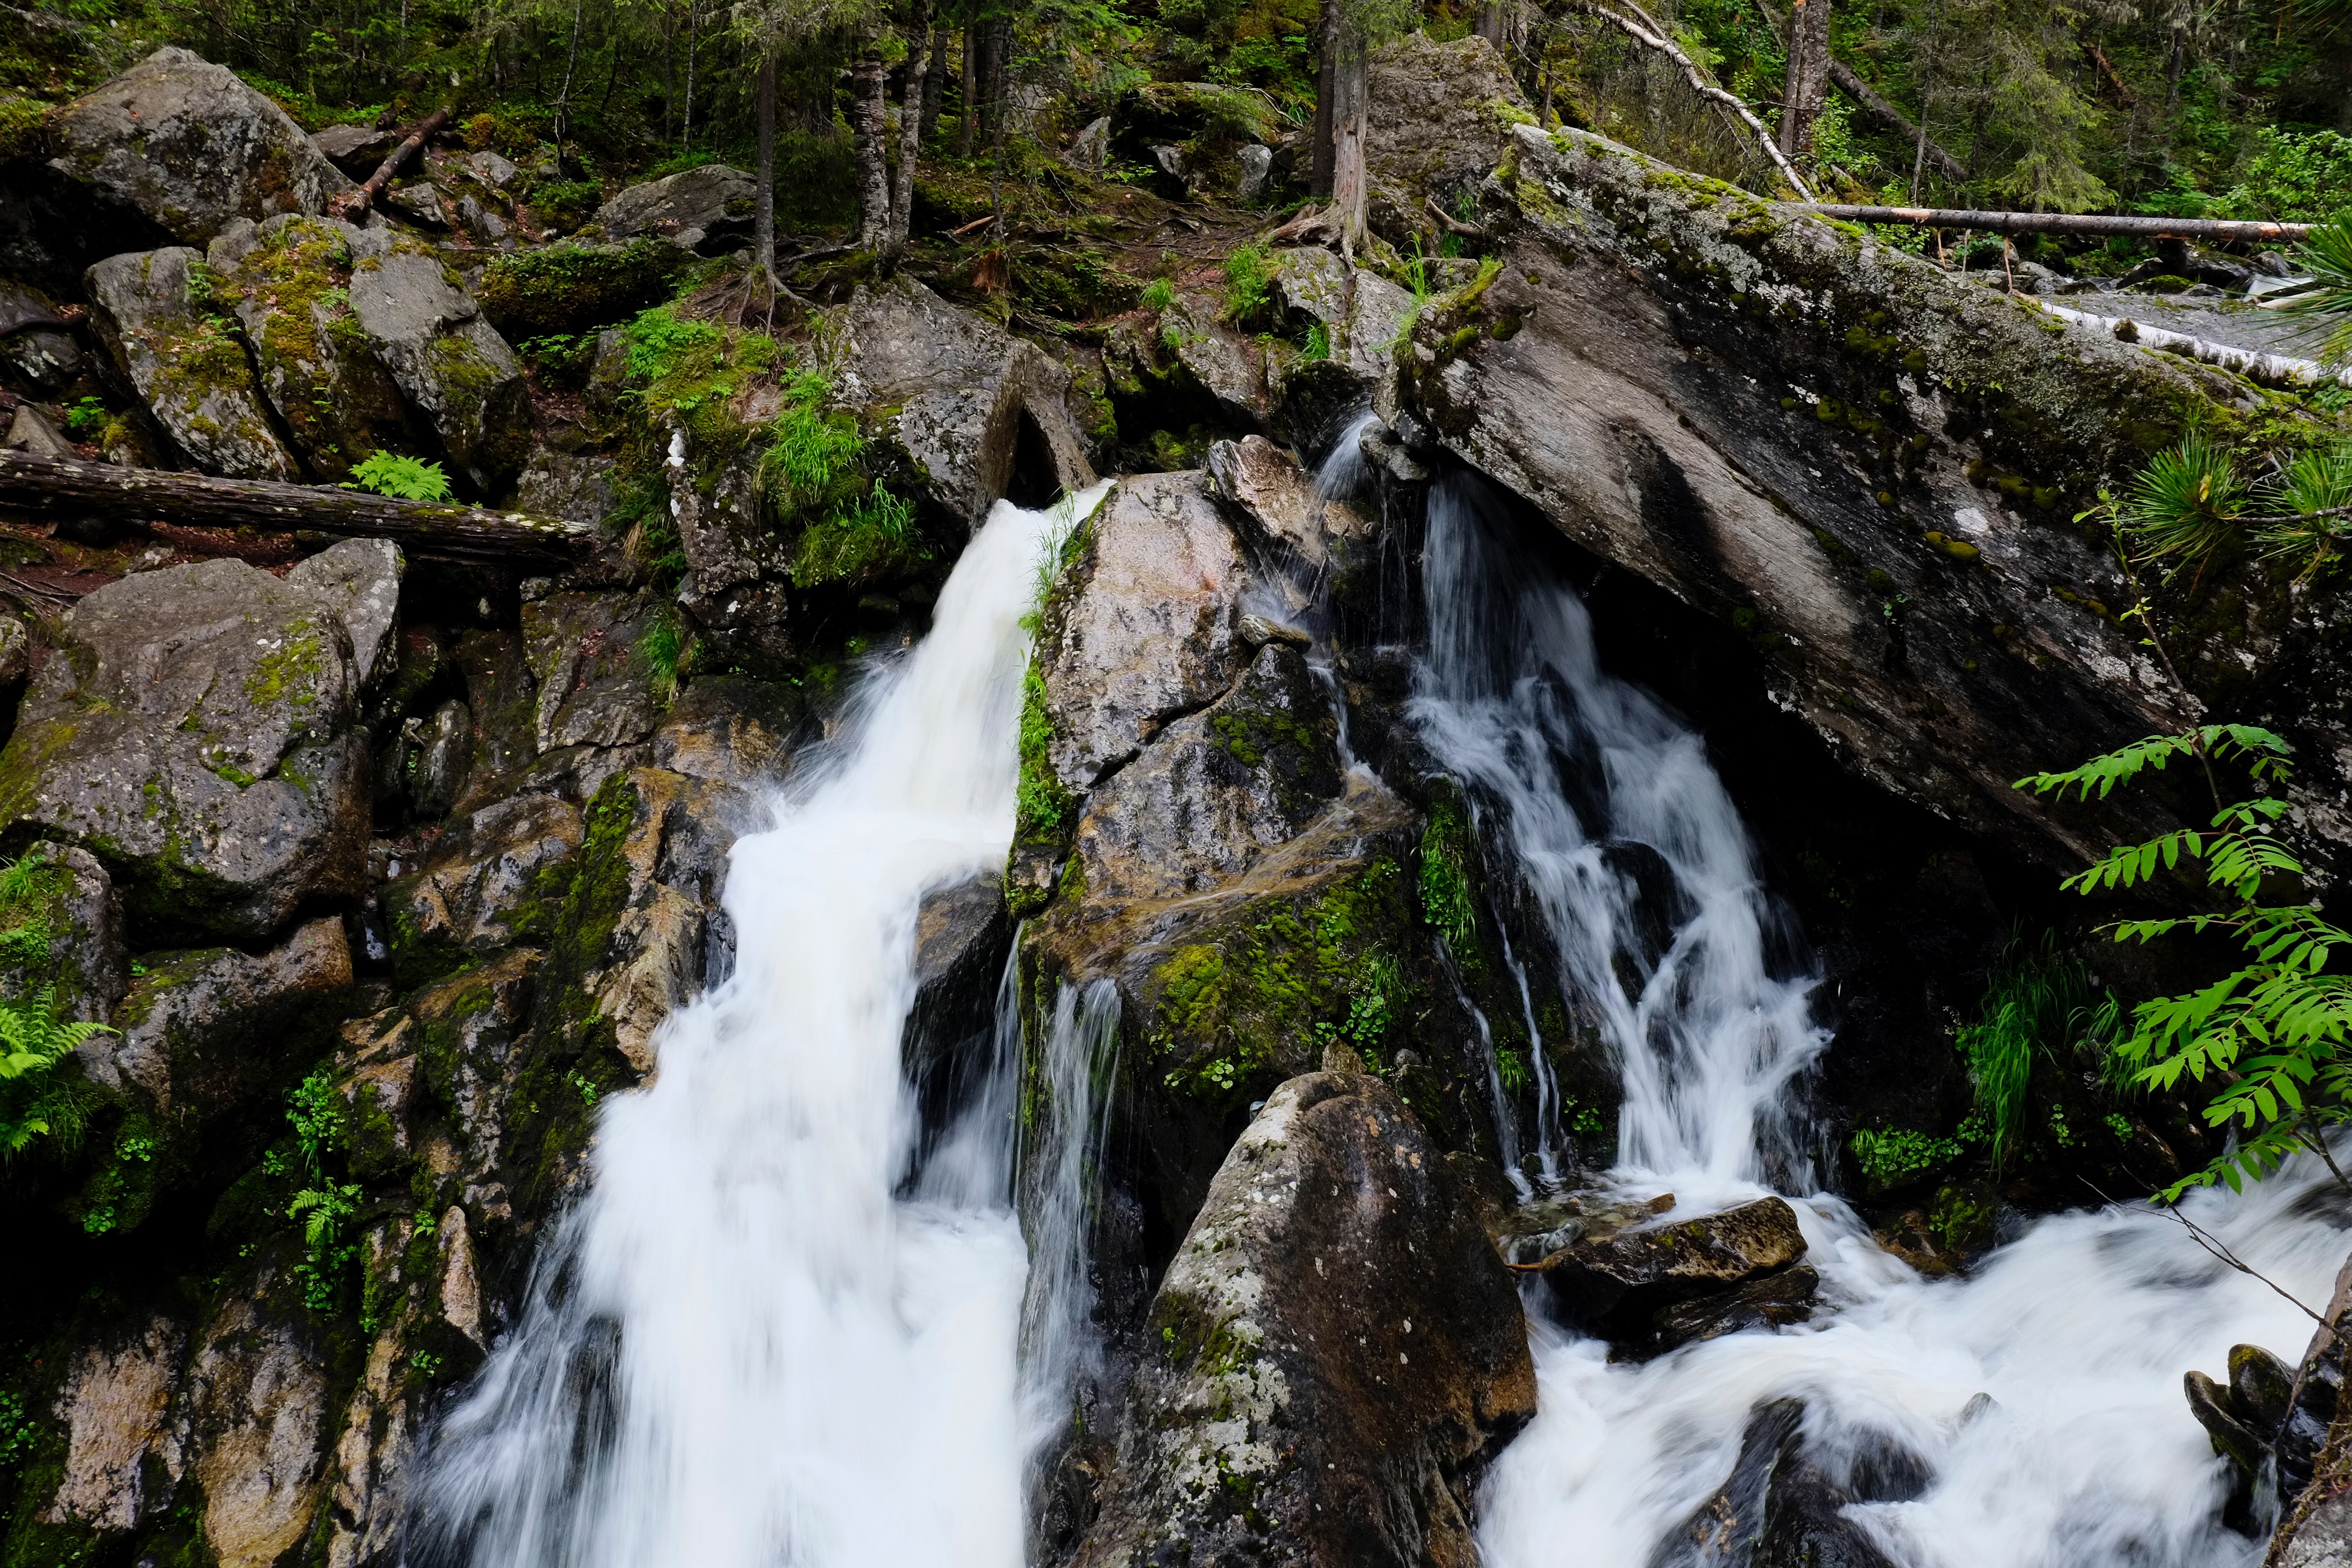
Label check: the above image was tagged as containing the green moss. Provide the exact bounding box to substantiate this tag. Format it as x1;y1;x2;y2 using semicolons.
1849;1125;1963;1192
243;619;326;710
1014;662;1075;848
1145;858;1412;1105
478;239;695;340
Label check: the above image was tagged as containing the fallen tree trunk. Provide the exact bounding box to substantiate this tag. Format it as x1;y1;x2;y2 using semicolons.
1825;61;1968;182
333;105;455;219
1788;204;2314;245
0;453;595;564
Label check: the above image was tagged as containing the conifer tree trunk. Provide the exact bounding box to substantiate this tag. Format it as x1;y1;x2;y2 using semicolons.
755;38;777;282
853;38;892;249
1311;0;1338;195
960;25;977;156
1329;36;1368;254
921;25;949;140
1779;0;1832;155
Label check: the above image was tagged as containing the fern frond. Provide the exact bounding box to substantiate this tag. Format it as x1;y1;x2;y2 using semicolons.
2015;724;2295;802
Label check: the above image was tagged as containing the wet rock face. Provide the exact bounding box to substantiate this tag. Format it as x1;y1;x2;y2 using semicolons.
85;246;295;479
1038;471;1257;791
826;276;1097;525
382;793;583;986
1657;1398;1921;1568
1070;641;1346;904
52;47;352;246
1401;123;2342;873
0;542;397;940
1075;1070;1535;1568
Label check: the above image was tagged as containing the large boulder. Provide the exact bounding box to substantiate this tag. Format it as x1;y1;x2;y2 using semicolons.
1364;33;1531;243
1073;1069;1535;1567
826;276;1097;525
343;226;531;493
0;541;398;940
1399;122;2351;871
208;214;421;482
1067;640;1346;905
51;48;352;246
1037;471;1257;792
589;163;755;248
85;246;296;479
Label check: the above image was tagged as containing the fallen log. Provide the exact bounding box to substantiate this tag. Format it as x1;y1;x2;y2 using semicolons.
1787;205;2314;245
0;453;596;564
1825;61;1969;183
333;105;455;220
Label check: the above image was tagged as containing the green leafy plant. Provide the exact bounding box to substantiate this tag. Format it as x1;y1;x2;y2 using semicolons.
1301;322;1331;362
345;452;453;503
1222;242;1274;330
1954;932;2102;1167
1849;1125;1965;1188
640;603;685;704
63;395;109;441
2288;215;2352;367
1141;276;1176;312
277;1066;361;1311
2018;723;2352;1195
2116;433;2247;570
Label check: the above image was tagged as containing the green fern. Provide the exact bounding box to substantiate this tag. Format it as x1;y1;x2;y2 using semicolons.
0;985;114;1156
344;451;454;502
2020;724;2352;1196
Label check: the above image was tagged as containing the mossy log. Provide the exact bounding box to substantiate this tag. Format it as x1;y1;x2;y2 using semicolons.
1789;205;2313;245
0;452;594;563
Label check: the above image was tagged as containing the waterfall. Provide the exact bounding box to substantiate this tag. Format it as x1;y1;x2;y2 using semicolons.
1410;471;1829;1192
404;482;1111;1568
1397;466;2352;1567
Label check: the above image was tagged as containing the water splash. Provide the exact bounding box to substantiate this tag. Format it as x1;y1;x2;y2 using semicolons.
405;482;1112;1568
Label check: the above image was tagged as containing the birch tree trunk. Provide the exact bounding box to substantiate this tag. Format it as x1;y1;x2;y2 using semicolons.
887;0;931;262
1778;0;1831;155
853;40;892;250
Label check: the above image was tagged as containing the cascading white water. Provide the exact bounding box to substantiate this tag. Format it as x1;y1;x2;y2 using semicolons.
406;482;1111;1568
1398;467;2352;1567
1410;472;1829;1190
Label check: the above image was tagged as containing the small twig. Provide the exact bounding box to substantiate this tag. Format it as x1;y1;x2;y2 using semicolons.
0;568;80;601
2087;1177;2329;1327
949;214;997;239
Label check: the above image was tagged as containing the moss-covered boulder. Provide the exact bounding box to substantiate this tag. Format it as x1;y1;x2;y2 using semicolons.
84;245;295;479
825;275;1097;526
0;545;397;941
1073;1069;1534;1568
477;237;696;340
383;793;582;990
345;225;530;494
50;47;352;247
208;212;420;483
